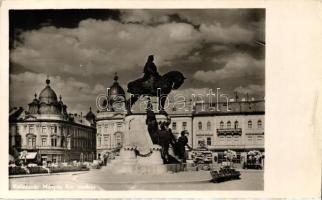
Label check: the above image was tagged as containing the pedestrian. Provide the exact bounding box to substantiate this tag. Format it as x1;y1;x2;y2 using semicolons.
177;130;192;163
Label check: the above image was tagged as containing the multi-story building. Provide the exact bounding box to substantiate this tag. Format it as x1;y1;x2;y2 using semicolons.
190;100;264;164
9;77;96;164
96;73;265;165
95;73;126;161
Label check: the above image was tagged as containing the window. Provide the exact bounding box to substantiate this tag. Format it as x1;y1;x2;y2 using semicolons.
226;135;232;142
29;125;34;134
98;137;101;147
27;136;36;147
41;138;47;146
105;124;108;133
207;121;211;130
54;126;57;133
104;136;109;145
116;134;122;147
219;136;225;141
234;121;239;129
257;135;263;141
257;120;262;128
206;137;212;146
227;121;231;128
182;122;187;130
61;137;65;147
247;136;253;143
198;122;202;130
42;126;46;133
51;137;57;147
116;123;122;131
172;122;177;131
51;126;55;134
233;135;239;142
97;125;101;133
28;138;32;146
220;121;224;129
248;120;252;128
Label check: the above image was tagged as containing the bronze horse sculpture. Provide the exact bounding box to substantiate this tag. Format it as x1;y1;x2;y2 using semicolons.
126;71;186;114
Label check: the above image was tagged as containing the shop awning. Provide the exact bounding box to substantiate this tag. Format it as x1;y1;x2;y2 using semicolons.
19;152;37;159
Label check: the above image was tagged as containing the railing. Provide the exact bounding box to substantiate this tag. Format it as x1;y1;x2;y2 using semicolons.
216;128;242;136
36;146;67;150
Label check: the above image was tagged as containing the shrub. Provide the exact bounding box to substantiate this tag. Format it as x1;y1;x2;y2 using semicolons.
9;166;27;175
48;165;89;173
28;166;49;174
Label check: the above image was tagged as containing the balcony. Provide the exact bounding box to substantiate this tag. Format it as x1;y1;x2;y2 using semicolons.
36;146;67;150
216;128;242;136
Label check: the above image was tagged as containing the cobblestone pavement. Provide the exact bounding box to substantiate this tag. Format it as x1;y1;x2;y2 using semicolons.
9;169;263;191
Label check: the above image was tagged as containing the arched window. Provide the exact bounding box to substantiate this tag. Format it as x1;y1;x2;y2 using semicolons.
198;122;202;130
248;120;252;128
220;121;224;129
227;121;231;128
257;120;262;128
207;121;211;130
234;121;239;129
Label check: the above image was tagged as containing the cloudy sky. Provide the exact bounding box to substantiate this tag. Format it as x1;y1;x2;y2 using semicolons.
9;9;265;114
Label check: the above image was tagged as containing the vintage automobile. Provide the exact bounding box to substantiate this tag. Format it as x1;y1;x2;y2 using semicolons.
210;166;241;183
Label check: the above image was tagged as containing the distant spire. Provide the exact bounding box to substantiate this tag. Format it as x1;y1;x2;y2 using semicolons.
34;93;37;99
59;95;62;101
46;75;50;85
89;106;92;111
114;72;118;82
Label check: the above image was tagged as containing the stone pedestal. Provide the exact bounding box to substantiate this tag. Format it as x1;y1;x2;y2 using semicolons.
108;114;168;175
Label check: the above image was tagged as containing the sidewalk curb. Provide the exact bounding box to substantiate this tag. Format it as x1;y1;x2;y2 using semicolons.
9;171;89;178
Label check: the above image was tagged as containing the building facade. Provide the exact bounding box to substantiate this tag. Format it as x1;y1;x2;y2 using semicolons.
95;73;126;161
9;78;96;164
95;74;265;165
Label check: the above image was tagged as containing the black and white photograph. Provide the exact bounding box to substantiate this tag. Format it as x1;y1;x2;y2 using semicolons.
7;9;266;191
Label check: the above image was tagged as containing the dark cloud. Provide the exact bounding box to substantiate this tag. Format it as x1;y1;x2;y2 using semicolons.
9;9;265;111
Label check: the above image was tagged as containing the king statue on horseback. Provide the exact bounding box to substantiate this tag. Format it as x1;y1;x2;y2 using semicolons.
141;55;161;84
126;55;186;115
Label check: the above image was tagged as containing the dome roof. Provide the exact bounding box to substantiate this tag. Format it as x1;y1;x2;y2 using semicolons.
85;107;96;120
39;77;58;104
108;73;125;97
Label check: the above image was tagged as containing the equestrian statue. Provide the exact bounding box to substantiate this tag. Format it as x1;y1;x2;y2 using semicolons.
126;55;186;114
